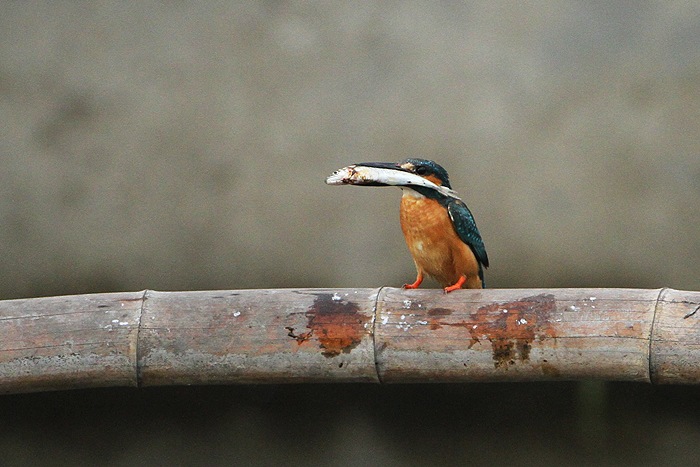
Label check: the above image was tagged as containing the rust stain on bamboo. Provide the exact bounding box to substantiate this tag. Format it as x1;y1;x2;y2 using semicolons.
427;307;452;330
429;294;557;369
301;294;371;358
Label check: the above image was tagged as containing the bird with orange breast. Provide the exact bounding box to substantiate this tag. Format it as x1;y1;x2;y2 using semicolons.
326;158;489;292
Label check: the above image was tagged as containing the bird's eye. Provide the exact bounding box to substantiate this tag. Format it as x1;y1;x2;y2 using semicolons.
415;166;428;175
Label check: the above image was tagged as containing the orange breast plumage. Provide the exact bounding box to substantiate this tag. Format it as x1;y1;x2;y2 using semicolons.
399;189;482;289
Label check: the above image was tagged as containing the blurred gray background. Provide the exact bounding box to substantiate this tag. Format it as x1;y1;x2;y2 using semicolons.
1;2;699;466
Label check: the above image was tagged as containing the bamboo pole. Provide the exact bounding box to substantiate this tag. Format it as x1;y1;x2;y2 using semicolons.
0;287;699;394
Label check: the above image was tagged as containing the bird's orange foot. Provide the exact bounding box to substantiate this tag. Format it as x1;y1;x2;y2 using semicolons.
403;274;423;290
443;275;467;293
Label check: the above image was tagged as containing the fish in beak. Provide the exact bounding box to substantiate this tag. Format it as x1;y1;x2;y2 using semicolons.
326;162;459;199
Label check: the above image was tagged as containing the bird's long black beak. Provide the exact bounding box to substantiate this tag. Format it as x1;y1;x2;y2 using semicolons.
354;162;408;171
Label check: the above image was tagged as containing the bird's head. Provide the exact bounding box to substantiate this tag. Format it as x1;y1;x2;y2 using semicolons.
395;158;451;189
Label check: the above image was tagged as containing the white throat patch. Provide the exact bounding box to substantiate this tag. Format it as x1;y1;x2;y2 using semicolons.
401;187;426;199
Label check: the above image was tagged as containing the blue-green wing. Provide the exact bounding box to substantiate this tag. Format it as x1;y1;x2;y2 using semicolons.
447;199;489;269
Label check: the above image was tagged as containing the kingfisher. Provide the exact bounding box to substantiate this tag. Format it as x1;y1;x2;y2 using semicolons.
326;158;489;292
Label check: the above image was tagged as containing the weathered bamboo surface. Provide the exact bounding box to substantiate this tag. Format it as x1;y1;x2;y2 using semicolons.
1;287;699;393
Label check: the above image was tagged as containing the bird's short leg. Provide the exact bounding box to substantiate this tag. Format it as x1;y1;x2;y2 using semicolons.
443;275;467;293
403;271;423;289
